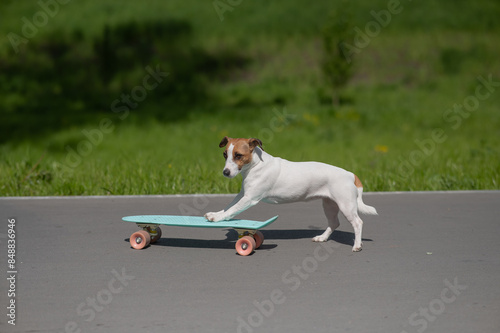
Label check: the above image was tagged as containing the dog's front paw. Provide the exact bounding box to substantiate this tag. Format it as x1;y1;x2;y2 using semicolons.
204;211;224;222
312;235;329;242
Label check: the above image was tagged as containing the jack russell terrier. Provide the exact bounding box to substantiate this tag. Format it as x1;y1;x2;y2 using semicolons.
204;137;378;251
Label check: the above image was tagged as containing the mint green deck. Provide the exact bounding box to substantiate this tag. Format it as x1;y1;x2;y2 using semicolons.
122;215;278;229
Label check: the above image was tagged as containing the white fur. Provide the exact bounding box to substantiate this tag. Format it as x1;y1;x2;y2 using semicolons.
205;146;377;252
223;144;239;178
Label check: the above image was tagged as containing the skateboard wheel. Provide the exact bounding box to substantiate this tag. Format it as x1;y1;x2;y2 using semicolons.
235;236;256;256
253;231;264;249
148;227;162;244
130;230;151;250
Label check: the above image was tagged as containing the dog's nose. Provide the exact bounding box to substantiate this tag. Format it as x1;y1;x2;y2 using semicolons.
223;169;231;177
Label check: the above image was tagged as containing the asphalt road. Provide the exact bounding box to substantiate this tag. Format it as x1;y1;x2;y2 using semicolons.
1;191;499;333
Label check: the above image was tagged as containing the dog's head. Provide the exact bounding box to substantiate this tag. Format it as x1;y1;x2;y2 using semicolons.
218;136;263;178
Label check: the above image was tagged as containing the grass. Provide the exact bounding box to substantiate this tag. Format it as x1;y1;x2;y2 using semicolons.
1;1;500;196
2;79;499;196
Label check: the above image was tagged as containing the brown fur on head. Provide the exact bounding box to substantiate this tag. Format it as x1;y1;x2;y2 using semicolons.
219;137;263;176
219;136;263;150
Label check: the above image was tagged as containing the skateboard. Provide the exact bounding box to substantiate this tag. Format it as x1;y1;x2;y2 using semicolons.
123;215;278;256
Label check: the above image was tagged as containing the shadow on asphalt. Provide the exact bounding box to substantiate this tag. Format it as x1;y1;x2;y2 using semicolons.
124;228;372;250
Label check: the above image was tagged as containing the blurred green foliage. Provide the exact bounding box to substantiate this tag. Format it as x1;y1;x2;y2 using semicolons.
0;18;248;142
321;2;355;105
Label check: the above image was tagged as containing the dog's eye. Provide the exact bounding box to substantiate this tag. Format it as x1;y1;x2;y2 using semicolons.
223;152;228;159
234;153;242;160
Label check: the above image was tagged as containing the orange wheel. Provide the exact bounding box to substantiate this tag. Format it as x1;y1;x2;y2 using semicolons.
253;231;264;249
130;230;151;250
148;227;162;244
235;236;256;256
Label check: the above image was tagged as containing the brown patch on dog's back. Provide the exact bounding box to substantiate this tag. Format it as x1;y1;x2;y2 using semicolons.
354;174;363;188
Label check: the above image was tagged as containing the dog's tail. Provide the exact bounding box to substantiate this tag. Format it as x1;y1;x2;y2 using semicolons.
354;175;378;215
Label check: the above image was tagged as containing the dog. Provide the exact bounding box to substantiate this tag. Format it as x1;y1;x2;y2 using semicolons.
204;137;378;251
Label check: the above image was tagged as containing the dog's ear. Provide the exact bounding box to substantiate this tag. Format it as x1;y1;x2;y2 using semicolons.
219;136;231;148
248;138;263;151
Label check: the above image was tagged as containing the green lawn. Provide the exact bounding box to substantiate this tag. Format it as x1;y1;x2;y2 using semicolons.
1;0;499;196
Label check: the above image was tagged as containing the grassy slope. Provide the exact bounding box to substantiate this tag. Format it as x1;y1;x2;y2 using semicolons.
1;0;499;196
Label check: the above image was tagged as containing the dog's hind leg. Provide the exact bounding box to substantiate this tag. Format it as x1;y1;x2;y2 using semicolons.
338;201;364;252
312;199;340;242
